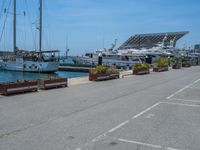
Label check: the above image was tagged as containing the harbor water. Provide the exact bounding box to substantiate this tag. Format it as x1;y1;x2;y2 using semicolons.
0;70;88;83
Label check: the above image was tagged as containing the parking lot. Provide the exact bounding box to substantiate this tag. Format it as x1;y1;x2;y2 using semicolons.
83;78;200;150
0;67;200;150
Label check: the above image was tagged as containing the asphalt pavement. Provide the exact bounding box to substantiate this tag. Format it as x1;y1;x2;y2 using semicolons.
0;66;200;150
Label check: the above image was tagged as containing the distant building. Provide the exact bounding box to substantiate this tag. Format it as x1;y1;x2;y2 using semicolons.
194;44;200;53
119;31;189;50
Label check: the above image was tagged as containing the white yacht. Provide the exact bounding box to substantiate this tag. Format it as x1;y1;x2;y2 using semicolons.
73;49;144;69
72;43;173;69
72;34;176;68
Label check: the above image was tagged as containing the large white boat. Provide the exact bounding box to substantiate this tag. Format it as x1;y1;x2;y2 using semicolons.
72;37;174;69
73;47;173;69
72;39;143;69
73;49;143;69
0;0;59;73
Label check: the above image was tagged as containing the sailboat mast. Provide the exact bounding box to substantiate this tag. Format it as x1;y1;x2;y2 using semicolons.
39;0;42;52
13;0;16;53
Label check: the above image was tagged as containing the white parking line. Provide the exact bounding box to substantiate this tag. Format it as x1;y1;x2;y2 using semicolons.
119;138;162;149
79;78;200;150
108;120;130;133
92;133;107;142
80;100;200;150
166;78;200;100
162;101;200;107
169;98;200;103
131;102;161;119
118;138;184;150
91;101;200;145
91;102;161;143
108;102;162;133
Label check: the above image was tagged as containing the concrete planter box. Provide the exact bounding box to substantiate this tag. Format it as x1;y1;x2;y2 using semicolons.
133;69;150;75
89;71;119;81
38;78;68;90
0;80;38;95
153;67;168;72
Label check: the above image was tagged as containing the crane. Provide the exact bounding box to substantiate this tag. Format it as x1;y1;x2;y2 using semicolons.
109;39;117;51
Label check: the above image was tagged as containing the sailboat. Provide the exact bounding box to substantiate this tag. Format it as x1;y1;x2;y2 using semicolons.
0;0;60;73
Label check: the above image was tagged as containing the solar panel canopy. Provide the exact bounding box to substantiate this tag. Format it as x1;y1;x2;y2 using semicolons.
118;31;189;50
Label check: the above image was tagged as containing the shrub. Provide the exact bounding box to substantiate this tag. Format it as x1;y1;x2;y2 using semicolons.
181;56;192;66
171;56;183;62
182;56;191;62
91;65;118;75
156;57;168;68
133;63;149;72
171;57;183;65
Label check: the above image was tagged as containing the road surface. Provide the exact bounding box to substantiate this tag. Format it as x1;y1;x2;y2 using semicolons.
0;67;200;150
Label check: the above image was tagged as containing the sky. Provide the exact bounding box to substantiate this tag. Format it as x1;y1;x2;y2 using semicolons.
0;0;200;55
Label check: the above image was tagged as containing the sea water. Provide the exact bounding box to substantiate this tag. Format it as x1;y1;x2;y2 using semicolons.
0;70;88;83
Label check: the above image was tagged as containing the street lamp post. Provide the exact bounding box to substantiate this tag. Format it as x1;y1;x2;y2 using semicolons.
168;56;171;66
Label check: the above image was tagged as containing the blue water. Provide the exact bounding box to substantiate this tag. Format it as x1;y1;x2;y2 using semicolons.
0;70;88;83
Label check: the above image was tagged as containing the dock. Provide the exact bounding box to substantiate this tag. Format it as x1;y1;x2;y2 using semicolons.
59;66;91;72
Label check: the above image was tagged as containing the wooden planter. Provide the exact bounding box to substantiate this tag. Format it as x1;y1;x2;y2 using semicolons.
89;71;119;81
172;63;182;69
153;67;168;72
182;62;191;67
133;69;150;75
0;80;38;95
38;78;68;90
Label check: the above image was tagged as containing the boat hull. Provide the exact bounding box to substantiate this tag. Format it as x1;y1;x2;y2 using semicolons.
73;57;140;68
0;61;59;73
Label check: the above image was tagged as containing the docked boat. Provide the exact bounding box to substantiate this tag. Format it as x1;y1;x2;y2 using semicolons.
0;50;59;73
59;49;75;66
72;46;173;69
73;49;143;69
72;39;143;69
0;0;59;73
72;35;174;69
